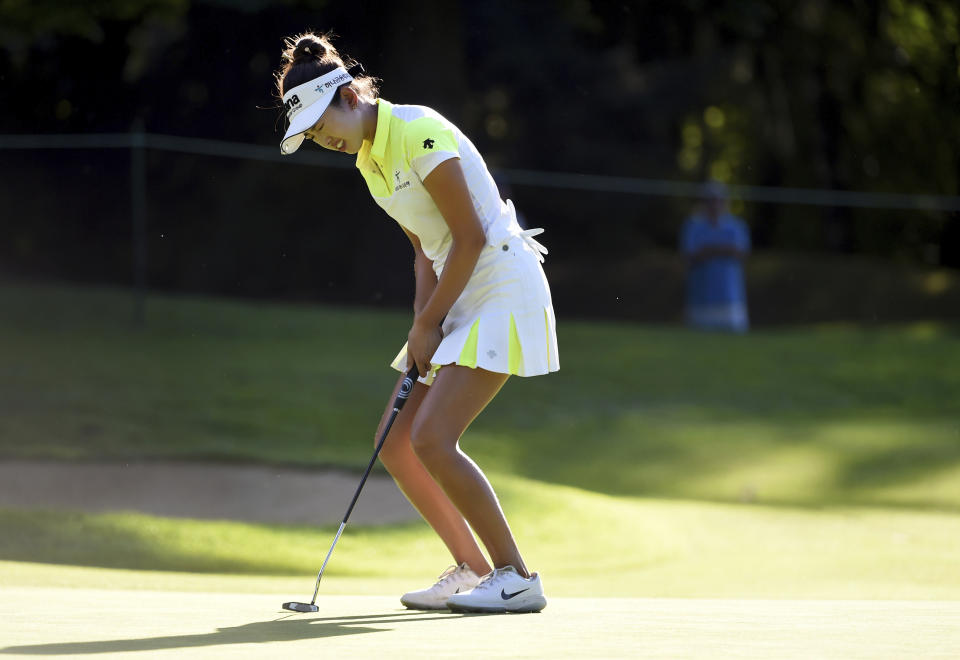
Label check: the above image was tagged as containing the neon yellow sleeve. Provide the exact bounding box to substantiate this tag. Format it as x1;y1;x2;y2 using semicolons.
405;116;460;180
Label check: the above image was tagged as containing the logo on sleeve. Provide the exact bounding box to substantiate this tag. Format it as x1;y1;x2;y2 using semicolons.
422;138;435;149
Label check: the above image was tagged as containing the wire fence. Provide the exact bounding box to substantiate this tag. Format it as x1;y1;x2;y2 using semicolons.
3;131;959;211
1;130;957;325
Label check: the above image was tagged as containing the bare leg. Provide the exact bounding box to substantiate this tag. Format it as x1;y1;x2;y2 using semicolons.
409;365;530;578
376;372;491;576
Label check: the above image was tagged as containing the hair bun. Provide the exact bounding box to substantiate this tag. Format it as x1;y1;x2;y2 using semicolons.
292;36;325;63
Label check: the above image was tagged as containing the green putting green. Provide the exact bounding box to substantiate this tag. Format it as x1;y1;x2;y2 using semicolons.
1;587;958;659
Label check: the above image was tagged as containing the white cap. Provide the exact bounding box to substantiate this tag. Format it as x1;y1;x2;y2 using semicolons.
280;67;354;155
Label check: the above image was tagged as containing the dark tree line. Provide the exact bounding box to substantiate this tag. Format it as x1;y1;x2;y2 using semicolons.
0;1;957;319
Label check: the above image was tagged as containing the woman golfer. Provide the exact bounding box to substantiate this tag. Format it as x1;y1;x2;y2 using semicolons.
275;32;558;613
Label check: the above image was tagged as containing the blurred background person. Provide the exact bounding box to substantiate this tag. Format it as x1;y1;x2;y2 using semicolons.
680;181;751;333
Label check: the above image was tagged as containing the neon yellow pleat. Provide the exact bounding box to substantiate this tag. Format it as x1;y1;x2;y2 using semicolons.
457;319;481;368
508;313;523;375
544;308;551;368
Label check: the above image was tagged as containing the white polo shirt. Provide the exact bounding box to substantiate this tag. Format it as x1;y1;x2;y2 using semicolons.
355;99;521;275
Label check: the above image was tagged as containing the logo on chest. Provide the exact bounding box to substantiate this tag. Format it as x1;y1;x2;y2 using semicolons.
394;170;411;192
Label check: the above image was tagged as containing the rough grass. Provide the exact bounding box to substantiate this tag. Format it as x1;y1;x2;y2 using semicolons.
1;282;959;599
1;282;958;508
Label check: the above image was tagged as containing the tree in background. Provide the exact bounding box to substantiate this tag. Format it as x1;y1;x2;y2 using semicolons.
0;0;957;309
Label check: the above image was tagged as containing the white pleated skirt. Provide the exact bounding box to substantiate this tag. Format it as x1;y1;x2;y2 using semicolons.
391;232;560;386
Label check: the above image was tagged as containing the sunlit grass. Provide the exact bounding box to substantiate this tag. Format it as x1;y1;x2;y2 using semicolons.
2;472;959;598
1;282;958;510
2;282;960;599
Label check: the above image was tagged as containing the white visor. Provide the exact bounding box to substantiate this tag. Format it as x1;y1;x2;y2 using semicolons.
280;67;354;155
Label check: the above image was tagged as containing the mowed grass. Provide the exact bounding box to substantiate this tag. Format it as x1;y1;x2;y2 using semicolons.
1;282;960;598
2;282;958;508
4;590;956;659
2;473;960;599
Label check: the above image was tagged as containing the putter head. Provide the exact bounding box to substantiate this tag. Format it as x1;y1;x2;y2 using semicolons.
282;601;319;613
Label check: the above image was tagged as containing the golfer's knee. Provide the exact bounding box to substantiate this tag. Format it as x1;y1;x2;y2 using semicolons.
409;423;453;466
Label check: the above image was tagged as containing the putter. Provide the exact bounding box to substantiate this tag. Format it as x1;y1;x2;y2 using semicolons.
283;364;420;613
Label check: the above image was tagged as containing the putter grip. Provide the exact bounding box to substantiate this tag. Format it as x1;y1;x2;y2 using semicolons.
393;364;420;410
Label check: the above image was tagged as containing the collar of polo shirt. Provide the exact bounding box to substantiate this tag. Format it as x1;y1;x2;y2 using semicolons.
280;67;354;155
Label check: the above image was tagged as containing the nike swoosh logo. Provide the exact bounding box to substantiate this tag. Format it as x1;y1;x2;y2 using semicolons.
501;588;529;600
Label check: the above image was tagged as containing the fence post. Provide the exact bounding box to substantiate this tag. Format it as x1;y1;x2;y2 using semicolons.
131;119;147;327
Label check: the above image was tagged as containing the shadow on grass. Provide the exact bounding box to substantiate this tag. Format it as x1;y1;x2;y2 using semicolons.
479;411;960;508
0;610;487;655
0;509;309;574
834;442;960;489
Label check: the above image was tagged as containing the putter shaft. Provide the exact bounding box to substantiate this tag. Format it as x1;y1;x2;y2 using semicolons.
309;521;345;604
299;366;418;608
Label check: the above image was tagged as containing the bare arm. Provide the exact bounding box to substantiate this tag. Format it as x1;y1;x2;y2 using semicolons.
400;226;438;316
405;158;486;375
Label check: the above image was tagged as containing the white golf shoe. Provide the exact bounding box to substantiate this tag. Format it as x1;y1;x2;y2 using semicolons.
446;565;547;613
400;563;481;610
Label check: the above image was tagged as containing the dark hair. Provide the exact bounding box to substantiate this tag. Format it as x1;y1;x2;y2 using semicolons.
275;32;379;105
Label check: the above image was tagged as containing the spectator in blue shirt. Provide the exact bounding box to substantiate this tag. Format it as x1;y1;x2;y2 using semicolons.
680;181;751;332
